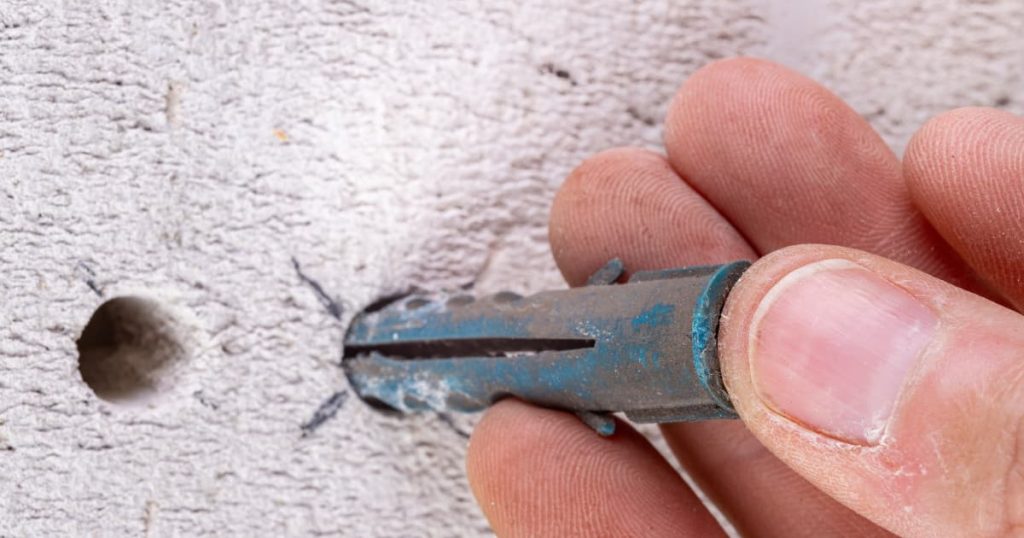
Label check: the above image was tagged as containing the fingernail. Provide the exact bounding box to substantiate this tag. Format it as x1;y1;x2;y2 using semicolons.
749;260;937;445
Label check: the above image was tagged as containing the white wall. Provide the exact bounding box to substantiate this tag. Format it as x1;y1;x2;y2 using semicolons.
2;1;1021;535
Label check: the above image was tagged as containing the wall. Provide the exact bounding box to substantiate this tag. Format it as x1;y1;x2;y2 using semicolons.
2;1;1022;535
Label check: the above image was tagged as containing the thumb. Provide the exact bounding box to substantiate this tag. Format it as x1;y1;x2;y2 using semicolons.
721;244;1024;538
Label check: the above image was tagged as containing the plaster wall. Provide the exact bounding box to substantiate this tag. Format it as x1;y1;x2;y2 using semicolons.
2;1;1022;535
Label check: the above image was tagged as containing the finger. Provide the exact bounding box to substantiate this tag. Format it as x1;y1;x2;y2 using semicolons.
466;399;726;537
549;149;888;536
663;421;895;537
904;107;1024;310
549;147;756;286
663;57;974;288
721;244;1024;537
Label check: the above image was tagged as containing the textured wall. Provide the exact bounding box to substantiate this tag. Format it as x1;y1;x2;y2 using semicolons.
2;1;1021;535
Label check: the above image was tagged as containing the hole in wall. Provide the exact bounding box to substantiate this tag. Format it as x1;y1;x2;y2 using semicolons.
77;296;193;406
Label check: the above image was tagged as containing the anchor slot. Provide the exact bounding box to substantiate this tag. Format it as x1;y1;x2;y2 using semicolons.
343;337;595;360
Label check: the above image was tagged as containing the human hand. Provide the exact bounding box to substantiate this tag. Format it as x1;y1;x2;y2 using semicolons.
465;58;1024;537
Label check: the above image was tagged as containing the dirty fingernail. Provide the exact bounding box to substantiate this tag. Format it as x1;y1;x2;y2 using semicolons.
749;260;937;445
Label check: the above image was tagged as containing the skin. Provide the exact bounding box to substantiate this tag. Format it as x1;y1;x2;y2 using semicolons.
465;58;1024;537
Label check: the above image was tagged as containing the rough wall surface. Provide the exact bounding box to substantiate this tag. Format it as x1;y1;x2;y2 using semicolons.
1;1;1021;535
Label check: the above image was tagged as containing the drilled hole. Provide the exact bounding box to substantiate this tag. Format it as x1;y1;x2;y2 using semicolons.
76;296;193;406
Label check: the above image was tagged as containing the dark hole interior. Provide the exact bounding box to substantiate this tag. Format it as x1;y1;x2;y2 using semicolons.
343;337;595;360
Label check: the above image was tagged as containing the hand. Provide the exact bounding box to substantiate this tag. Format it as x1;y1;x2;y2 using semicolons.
464;58;1024;537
